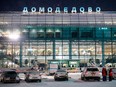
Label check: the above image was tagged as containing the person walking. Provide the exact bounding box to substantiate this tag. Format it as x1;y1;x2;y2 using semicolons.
109;68;113;81
102;67;107;81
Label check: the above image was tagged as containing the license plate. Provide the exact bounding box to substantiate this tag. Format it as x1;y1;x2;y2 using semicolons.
6;78;10;80
91;72;96;76
33;77;37;79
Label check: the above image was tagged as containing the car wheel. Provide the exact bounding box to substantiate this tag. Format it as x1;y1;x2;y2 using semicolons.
38;79;41;82
81;76;84;80
2;79;6;83
65;78;68;81
17;80;20;83
84;77;86;81
54;78;57;81
25;79;27;82
1;79;2;82
97;78;100;81
25;79;29;82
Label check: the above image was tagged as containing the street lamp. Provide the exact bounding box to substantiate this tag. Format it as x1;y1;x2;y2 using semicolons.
8;32;20;68
82;50;86;67
99;27;108;67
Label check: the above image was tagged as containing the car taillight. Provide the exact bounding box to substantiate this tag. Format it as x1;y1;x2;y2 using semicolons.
97;71;100;75
85;71;88;75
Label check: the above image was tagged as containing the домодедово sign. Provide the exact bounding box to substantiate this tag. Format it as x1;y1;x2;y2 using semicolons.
23;7;101;13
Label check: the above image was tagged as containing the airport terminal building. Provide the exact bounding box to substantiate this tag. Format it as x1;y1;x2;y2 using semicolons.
0;9;116;68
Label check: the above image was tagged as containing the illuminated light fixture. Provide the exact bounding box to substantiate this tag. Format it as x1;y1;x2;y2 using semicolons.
23;29;28;32
0;33;2;37
101;27;108;30
32;29;36;33
15;29;20;33
99;27;108;30
56;29;60;32
0;30;2;32
47;29;52;32
8;32;20;40
27;26;32;28
39;29;44;32
0;22;8;24
105;22;112;24
27;48;33;51
6;30;10;34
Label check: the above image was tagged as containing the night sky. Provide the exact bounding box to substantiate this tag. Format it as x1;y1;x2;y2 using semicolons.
0;0;116;11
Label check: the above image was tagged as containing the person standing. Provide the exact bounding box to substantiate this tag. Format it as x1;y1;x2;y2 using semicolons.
109;68;113;81
102;67;107;81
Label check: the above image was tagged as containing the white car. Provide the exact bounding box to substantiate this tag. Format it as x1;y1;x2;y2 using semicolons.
112;68;116;79
81;67;101;81
18;72;26;80
54;69;68;81
25;71;41;82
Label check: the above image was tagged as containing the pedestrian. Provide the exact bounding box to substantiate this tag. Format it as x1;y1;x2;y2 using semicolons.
102;67;107;81
109;68;113;81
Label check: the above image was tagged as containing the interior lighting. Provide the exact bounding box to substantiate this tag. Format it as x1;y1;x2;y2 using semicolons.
8;32;20;40
39;29;44;32
32;29;36;33
56;29;60;32
47;29;52;32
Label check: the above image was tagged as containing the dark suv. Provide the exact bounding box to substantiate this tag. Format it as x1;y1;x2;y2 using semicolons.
0;70;20;83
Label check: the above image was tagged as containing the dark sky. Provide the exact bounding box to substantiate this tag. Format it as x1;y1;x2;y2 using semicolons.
0;0;116;11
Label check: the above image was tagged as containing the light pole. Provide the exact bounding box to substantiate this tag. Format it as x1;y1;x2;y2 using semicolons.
8;32;20;68
11;41;14;68
83;50;86;67
99;27;108;67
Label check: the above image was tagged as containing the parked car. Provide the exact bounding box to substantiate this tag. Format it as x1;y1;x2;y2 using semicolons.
0;70;2;80
112;68;116;79
0;70;2;76
54;69;68;81
25;71;41;82
81;67;101;81
0;70;20;83
18;72;26;80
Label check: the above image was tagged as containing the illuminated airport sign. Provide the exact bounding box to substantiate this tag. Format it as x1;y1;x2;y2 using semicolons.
23;7;101;13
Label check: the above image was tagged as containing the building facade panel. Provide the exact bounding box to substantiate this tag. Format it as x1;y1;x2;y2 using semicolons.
0;12;116;68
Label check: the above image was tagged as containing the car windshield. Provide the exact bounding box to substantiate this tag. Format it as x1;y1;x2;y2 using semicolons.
5;71;17;77
57;70;66;72
87;68;99;71
18;73;25;75
112;69;116;72
29;71;39;74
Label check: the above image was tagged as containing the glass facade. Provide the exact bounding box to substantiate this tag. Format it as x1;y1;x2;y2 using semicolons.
0;12;116;68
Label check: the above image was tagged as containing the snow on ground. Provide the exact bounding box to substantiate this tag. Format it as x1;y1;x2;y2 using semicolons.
0;72;116;87
41;73;81;80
